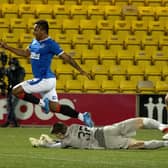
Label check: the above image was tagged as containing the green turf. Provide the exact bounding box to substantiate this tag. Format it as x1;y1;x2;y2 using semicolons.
0;127;168;168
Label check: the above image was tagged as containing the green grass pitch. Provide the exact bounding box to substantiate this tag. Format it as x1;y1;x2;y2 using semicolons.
0;127;168;168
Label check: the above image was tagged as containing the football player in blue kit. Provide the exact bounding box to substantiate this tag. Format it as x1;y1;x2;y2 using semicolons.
0;20;94;127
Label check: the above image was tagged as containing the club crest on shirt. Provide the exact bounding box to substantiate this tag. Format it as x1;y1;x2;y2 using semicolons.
40;44;46;48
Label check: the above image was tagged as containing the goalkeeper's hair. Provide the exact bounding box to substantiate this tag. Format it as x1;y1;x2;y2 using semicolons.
50;122;67;135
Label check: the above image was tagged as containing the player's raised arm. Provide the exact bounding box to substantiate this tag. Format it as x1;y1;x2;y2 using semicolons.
0;41;30;57
59;52;92;80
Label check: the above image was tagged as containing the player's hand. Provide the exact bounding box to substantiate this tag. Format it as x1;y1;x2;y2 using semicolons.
80;71;92;80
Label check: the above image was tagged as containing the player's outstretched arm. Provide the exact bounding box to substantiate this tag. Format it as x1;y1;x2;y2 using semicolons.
60;52;92;80
0;41;30;57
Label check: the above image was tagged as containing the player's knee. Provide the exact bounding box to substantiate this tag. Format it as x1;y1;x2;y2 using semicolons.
133;118;144;129
128;140;145;149
12;88;20;97
50;102;61;113
12;85;24;97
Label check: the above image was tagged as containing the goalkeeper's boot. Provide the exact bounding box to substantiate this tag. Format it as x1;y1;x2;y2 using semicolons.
83;112;94;127
162;127;168;140
42;98;50;114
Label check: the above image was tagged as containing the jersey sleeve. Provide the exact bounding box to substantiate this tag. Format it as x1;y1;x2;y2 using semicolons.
50;40;64;56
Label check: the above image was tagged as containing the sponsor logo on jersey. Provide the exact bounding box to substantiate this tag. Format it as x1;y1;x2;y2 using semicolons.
30;52;40;60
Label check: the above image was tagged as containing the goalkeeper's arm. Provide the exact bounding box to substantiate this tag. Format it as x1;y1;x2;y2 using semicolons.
40;141;62;148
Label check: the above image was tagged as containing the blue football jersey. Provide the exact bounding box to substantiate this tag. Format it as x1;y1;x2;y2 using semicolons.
29;37;64;78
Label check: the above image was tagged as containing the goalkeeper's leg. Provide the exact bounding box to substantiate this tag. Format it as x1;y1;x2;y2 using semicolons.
119;118;168;140
128;139;168;149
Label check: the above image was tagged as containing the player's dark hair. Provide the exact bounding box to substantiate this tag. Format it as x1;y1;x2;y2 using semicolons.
35;20;49;34
50;122;67;135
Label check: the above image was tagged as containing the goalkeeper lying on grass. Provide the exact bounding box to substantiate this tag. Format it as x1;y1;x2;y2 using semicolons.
29;117;168;149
